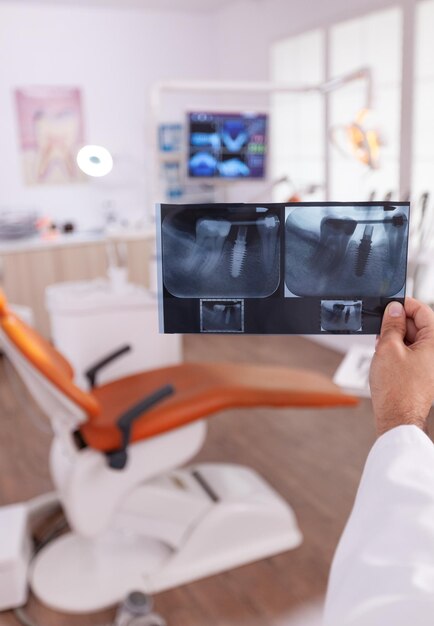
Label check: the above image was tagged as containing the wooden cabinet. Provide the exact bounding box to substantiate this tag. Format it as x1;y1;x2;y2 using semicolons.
0;234;154;337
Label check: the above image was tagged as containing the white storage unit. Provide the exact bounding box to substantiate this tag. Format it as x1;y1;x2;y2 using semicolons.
0;504;31;611
46;278;182;388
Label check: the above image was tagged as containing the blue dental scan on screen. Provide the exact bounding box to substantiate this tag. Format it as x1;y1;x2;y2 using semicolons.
157;202;410;335
187;112;267;179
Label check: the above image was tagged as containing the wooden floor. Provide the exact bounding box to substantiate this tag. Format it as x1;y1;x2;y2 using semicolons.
0;335;379;626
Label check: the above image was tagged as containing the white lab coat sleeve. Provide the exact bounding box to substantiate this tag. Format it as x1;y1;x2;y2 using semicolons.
323;424;434;626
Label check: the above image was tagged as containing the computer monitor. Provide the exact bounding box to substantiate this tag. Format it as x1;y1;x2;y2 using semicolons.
187;111;267;179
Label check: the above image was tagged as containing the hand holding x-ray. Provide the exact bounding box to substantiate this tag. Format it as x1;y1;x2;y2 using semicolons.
370;297;434;435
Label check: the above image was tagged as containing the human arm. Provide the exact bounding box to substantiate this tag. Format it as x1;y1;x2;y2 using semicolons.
323;298;434;626
323;424;434;626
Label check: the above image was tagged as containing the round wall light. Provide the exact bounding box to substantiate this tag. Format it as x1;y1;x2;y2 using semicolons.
76;145;114;177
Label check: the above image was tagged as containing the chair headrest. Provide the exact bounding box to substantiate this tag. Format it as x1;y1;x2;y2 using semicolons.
0;290;100;420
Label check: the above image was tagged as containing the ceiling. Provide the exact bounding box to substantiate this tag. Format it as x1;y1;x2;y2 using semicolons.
0;0;254;13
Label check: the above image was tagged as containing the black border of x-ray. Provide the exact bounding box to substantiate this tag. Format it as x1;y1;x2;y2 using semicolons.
156;201;410;335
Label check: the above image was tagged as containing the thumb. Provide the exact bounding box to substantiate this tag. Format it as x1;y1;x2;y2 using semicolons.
380;301;406;343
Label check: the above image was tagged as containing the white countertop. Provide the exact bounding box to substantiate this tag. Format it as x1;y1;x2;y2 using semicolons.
0;226;156;254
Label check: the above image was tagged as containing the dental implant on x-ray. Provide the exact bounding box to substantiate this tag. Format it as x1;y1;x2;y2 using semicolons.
355;225;373;276
285;205;409;298
231;226;248;278
230;215;279;278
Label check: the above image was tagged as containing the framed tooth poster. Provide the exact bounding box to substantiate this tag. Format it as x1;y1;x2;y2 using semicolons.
15;86;86;185
156;202;410;335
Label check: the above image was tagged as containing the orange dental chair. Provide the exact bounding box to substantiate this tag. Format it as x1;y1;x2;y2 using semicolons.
0;288;356;613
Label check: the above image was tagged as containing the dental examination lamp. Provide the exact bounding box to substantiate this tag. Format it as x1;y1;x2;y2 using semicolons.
329;108;382;170
76;144;114;177
0;288;357;614
325;70;382;170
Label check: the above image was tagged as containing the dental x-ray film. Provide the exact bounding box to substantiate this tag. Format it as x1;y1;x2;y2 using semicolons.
157;202;410;334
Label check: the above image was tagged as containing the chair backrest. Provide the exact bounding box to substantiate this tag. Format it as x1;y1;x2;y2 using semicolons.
0;289;99;430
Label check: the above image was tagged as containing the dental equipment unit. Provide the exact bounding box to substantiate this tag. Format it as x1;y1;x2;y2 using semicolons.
0;288;356;613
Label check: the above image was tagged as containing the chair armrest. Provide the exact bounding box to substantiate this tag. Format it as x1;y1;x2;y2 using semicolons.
85;345;132;389
107;384;175;470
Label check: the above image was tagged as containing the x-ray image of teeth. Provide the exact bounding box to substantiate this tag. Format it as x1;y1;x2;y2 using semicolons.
285;205;409;298
162;208;280;298
321;300;362;332
200;299;244;333
158;202;409;335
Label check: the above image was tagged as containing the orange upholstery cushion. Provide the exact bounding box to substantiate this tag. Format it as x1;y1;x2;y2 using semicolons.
0;287;357;452
0;288;8;317
80;362;357;452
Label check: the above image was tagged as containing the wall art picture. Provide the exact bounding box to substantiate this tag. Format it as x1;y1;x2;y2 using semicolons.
15;86;86;185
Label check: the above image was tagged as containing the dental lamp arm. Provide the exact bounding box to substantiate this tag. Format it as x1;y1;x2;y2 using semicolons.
85;345;132;389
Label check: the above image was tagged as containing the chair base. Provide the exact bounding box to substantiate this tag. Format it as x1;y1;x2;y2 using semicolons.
30;463;303;613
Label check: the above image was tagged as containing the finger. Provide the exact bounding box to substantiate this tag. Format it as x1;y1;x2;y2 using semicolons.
404;297;434;339
405;317;418;344
379;300;406;344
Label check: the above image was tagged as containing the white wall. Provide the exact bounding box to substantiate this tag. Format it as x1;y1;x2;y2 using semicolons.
215;0;412;80
0;2;218;229
215;0;416;203
328;7;403;200
413;0;434;195
0;0;419;228
271;29;326;202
